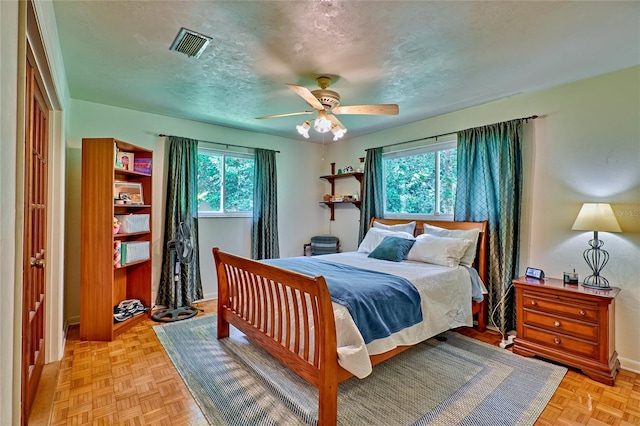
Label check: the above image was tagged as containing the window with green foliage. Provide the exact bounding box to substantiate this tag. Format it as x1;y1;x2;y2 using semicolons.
383;141;457;218
197;148;254;217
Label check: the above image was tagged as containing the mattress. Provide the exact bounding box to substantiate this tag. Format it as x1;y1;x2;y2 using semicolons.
318;251;480;378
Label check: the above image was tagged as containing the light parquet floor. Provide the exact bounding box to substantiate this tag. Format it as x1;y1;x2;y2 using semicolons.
30;300;640;425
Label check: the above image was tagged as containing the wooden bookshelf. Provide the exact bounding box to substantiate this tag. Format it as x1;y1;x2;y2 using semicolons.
80;138;153;341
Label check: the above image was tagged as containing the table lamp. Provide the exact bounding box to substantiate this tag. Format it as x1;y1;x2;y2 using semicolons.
571;203;621;290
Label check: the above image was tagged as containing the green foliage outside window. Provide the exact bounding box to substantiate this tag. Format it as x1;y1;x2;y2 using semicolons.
384;145;457;216
385;152;437;214
197;150;254;214
197;153;222;211
438;148;457;214
223;156;254;212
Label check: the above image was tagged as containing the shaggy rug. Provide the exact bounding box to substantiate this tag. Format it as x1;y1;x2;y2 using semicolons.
154;315;565;425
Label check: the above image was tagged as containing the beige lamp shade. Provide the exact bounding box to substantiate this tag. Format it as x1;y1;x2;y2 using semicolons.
571;203;622;232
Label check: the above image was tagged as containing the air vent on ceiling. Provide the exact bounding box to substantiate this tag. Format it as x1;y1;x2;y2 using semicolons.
169;27;212;59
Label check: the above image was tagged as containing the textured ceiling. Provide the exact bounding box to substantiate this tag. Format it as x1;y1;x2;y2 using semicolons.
52;1;640;143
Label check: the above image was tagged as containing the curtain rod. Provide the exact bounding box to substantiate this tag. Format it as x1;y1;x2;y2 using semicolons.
365;115;539;151
158;134;280;153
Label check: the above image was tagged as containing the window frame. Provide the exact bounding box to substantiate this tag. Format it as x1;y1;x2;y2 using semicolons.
382;139;457;221
197;147;254;218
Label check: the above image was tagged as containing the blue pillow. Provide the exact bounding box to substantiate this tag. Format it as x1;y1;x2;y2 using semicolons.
368;236;415;262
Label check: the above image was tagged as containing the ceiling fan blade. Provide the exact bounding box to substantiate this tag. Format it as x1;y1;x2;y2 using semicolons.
333;104;399;115
256;110;315;120
285;83;325;111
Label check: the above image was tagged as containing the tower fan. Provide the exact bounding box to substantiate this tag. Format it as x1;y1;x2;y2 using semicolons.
152;222;199;322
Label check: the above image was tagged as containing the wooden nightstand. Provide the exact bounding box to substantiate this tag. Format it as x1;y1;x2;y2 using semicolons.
512;276;620;385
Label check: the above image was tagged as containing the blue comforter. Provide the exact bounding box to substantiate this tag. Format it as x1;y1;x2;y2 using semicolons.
262;257;423;344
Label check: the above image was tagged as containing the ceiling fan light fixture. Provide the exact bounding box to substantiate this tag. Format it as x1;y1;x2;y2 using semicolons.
331;125;347;141
296;121;311;138
259;77;399;140
314;111;332;133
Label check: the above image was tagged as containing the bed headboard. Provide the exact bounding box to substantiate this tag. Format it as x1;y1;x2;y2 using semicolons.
369;217;488;284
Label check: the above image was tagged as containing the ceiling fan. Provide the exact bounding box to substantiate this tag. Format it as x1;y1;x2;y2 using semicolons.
256;76;399;140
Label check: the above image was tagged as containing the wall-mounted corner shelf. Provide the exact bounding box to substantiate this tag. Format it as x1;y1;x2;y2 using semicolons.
319;171;364;220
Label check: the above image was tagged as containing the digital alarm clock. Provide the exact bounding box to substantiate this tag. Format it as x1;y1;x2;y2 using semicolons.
525;267;545;279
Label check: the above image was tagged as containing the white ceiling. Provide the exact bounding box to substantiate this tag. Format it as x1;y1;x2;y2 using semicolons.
52;1;640;143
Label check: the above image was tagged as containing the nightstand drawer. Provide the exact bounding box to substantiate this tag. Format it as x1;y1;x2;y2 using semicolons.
522;291;599;322
522;309;599;341
521;325;598;359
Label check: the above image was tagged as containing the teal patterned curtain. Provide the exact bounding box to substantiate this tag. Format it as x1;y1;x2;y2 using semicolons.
358;148;384;244
454;119;523;334
157;136;203;307
252;149;279;259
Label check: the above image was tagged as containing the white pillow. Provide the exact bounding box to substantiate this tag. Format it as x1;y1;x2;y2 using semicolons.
373;220;416;235
357;228;415;254
406;234;473;268
421;224;480;267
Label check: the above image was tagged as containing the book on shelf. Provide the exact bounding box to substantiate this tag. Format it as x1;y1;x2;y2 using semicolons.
116;151;135;171
133;157;152;174
120;242;127;266
114;240;121;268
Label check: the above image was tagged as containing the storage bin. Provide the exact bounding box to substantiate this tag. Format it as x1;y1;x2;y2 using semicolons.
115;214;150;234
121;241;150;264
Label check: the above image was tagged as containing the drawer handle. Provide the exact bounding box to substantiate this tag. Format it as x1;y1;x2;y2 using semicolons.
579;310;586;316
553;321;561;327
530;300;537;306
553;337;561;345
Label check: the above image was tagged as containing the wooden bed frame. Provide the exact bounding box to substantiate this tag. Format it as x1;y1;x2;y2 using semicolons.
212;218;488;425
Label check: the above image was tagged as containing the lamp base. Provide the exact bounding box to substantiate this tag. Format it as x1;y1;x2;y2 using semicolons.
581;274;613;291
581;234;612;291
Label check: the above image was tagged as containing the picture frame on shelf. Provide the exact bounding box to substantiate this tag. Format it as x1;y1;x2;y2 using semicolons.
133;157;152;174
116;151;135;171
114;181;144;205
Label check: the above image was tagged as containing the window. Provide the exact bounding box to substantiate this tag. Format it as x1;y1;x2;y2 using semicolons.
383;140;457;219
197;148;254;217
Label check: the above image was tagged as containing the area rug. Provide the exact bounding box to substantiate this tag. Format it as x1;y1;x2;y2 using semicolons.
154;315;566;425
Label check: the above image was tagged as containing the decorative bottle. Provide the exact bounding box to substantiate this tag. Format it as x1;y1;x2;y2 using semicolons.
358;157;365;173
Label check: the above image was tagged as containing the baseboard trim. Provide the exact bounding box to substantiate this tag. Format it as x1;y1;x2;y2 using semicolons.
200;292;217;301
66;315;80;326
619;356;640;374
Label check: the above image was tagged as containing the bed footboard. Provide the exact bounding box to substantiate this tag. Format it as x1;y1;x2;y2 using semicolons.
213;248;340;425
